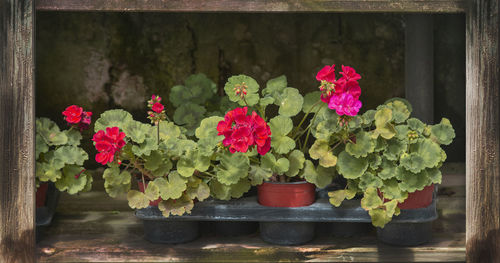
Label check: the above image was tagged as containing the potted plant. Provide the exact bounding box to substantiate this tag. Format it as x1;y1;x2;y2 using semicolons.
195;73;337;245
92;95;214;244
36;105;93;241
309;65;455;245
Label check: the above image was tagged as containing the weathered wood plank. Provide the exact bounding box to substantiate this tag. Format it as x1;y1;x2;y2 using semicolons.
36;211;465;262
0;0;36;262
35;0;466;12
465;0;500;262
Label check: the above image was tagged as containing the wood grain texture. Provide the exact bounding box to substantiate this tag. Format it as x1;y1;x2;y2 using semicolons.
36;211;465;262
0;0;36;262
465;0;500;262
35;0;466;12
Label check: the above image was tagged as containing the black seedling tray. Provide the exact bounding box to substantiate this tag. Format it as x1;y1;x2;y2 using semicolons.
136;191;438;246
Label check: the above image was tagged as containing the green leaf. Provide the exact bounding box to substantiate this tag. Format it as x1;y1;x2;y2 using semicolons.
55;165;88;194
123;121;152;144
362;110;376;125
380;178;408;201
144;151;163;171
224;75;260;106
385;100;410;124
430;118;455;145
358;171;383;191
313;120;341;141
384;97;413;114
261;154;290;175
368;154;382;169
36;134;49;159
127;190;150;209
158;194;195;217
259;96;275;109
276;88;304;117
361;187;383;210
178;149;210;177
155;172;188;200
173;102;207;136
94;109;133;132
209;178;251;200
303;160;335;188
249;165;273;185
328;190;346;207
196;116;224;154
369;208;393;228
159;121;182;141
346;131;375;158
379;159;399;179
36;162;62;182
309;140;337;167
131;137;158;157
262;75;287;99
383;138;407;161
64;129;82;146
407;118;425;133
102;168;132;196
36;117;68;146
397;168;432;193
394;125;410;141
169;73;216;107
186;181;210;201
82;174;93;192
400;152;426;173
286;150;305;177
216;152;250;185
302;91;322;114
427;167;442;184
269;116;295;154
144;181;160;201
373;108;396;139
336;151;368;179
414;139;442;169
53;146;89;166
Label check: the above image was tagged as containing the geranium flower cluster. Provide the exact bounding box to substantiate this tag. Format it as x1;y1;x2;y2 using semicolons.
316;65;362;116
217;107;271;155
147;94;166;124
62;105;92;131
92;127;126;165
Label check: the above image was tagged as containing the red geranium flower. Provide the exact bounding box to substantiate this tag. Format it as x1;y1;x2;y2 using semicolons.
93;127;126;165
62;105;83;124
339;65;361;81
217;107;271;155
316;64;336;82
152;102;164;113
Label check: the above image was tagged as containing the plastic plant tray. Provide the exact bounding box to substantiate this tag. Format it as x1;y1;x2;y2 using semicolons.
136;196;437;223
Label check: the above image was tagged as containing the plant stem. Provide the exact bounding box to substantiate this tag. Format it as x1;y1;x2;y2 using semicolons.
292;100;321;138
301;104;325;153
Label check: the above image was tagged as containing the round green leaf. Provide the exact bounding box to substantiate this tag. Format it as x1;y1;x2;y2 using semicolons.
277;88;304;117
385;100;410;124
94;109;133;132
430;118;455;145
328;190;346;207
361;187;383;210
216;152;250;185
309;140;337;167
302;91;322;114
345;131;376;158
262;75;287;99
286;150;305;177
155;172;188;200
127;190;150;209
358;172;383;191
173;102;207;136
336;151;368;179
224;75;260;106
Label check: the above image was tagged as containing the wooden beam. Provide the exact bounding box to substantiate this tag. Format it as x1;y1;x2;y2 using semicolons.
0;0;35;262
405;14;434;124
465;0;500;262
35;0;466;12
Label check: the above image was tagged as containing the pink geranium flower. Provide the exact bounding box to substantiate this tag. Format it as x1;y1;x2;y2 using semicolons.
316;64;336;82
328;93;362;116
335;79;361;100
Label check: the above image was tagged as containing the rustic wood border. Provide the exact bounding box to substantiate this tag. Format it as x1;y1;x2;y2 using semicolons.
1;0;498;262
0;0;36;262
35;0;466;12
465;0;500;262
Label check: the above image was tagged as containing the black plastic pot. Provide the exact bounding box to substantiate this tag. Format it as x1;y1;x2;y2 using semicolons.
260;221;315;245
143;219;199;244
36;182;60;243
136;206;199;244
377;221;433;246
215;221;258;236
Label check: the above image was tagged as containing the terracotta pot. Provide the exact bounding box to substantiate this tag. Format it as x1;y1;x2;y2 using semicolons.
36;182;49;208
137;181;162;206
257;181;316;207
380;184;434;209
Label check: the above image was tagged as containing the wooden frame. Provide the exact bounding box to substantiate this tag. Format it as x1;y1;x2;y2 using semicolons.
1;0;497;262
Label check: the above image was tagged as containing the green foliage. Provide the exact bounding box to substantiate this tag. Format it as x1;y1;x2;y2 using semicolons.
173;102;207;136
209;178;251;200
55;165;88;194
302;160;335;188
286;150;305;177
373;108;396;139
155;172;188;200
309;140;337;167
302;91;322;114
430;118;456;145
385;100;410;124
158;194;195;217
262;75;287;100
127;190;150;209
261;153;290;175
336;151;368;179
169;73;217;107
216;152;250;185
345;131;375;158
94;109;133;132
224;75;260;106
276;88;304;117
269;116;295;154
248;165;273;186
37;118;68;146
196;116;224;155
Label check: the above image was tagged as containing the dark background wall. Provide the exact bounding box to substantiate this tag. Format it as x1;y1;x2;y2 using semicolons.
35;12;464;162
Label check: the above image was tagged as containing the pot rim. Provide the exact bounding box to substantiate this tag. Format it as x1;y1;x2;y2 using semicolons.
261;180;311;185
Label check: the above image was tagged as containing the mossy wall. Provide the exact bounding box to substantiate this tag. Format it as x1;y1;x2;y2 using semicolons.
36;12;464;161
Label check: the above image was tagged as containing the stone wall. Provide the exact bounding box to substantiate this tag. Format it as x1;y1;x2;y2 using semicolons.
36;12;464;161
